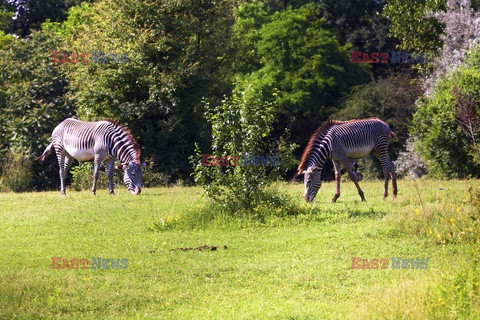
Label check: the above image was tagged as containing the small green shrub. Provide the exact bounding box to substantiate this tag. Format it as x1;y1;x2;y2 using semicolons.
142;165;169;188
191;83;297;217
70;163;92;191
70;162;119;191
152;186;307;231
412;48;480;178
0;151;33;192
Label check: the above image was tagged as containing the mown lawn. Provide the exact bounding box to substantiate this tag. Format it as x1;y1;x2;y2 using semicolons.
0;179;479;319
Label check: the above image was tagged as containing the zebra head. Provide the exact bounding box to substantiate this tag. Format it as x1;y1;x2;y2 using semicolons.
303;165;322;202
118;162;144;194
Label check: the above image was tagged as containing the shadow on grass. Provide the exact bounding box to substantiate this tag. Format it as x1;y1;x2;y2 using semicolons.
151;192;390;231
348;208;387;218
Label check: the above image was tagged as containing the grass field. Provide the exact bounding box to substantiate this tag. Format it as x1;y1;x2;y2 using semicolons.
0;179;479;319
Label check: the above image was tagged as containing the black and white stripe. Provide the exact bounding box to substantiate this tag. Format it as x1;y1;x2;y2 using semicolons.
38;118;143;195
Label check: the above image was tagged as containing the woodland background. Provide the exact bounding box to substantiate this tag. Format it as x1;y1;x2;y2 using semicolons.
0;0;480;192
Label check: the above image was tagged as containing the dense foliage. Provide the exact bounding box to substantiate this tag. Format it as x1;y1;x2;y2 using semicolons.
1;0;480;193
233;2;371;151
192;83;297;212
0;31;74;189
412;49;480;177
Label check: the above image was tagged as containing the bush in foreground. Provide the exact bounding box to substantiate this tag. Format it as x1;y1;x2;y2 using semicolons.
0;151;33;192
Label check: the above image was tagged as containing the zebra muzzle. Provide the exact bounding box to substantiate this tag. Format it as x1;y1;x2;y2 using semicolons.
132;186;141;195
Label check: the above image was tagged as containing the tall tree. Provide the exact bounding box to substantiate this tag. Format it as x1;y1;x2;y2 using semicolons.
0;30;74;189
383;0;445;54
233;2;370;152
52;0;236;181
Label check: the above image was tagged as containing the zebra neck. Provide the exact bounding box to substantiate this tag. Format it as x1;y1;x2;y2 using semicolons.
308;141;331;169
110;138;138;164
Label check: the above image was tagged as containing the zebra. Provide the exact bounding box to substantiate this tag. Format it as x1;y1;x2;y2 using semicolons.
297;117;397;203
38;118;145;195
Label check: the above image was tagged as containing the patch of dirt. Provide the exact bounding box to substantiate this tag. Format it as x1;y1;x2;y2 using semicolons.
171;245;228;251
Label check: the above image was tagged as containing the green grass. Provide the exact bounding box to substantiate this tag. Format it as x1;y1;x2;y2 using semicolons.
0;179;479;319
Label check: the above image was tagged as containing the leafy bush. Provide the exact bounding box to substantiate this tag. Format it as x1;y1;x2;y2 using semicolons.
0;30;74;190
142;165;170;188
70;163;93;191
0;151;33;192
191;83;297;215
412;48;480;178
70;162;121;192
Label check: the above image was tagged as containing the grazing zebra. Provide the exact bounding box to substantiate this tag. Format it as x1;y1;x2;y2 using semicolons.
38;118;145;195
297;118;397;202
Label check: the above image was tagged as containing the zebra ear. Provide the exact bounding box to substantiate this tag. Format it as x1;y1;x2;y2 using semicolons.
306;166;317;174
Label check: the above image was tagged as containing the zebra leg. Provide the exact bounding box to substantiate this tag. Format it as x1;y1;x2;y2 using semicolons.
107;160;115;195
379;153;396;199
54;147;67;195
382;167;390;199
339;156;366;202
92;157;102;195
331;160;341;203
391;171;398;198
64;155;73;177
386;158;398;198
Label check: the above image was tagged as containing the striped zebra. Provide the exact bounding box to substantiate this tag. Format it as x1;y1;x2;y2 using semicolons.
38;118;145;195
297;118;397;202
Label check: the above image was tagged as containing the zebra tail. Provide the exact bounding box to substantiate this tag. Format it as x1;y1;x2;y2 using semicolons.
37;143;53;162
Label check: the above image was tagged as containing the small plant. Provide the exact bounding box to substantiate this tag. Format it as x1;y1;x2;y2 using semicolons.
191;83;297;218
0;151;33;192
70;163;93;191
141;164;169;188
70;162;116;191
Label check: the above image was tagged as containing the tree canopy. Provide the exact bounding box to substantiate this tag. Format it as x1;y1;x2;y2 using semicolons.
1;0;480;191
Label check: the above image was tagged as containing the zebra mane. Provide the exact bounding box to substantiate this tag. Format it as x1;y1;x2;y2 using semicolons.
105;119;141;163
297;119;344;174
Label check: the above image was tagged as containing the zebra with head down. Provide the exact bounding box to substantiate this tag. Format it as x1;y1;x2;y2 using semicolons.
38;118;145;195
297;118;398;203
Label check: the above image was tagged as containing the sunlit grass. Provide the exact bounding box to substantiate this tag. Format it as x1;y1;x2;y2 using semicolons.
0;179;478;319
